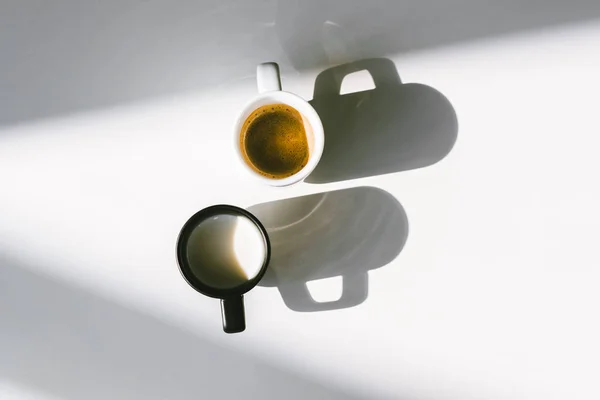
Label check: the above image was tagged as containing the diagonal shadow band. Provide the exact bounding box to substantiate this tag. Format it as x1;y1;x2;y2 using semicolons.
306;58;458;183
250;186;408;312
3;0;600;127
0;258;369;400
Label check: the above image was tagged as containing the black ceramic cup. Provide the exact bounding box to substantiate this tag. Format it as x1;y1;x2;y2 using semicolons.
176;205;271;333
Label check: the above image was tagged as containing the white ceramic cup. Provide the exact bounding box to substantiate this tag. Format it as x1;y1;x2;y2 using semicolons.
233;63;324;187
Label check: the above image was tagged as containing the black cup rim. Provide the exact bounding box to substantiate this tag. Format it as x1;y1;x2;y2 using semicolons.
176;204;271;299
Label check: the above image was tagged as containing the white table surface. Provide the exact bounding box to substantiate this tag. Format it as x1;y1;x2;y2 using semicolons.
2;2;600;399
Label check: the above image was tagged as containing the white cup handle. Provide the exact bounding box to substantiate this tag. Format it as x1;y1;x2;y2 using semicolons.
257;62;282;93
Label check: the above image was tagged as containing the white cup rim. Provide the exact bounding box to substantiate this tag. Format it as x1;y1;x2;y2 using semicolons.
233;91;324;187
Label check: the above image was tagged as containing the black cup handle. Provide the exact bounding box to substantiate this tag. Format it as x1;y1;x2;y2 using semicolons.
220;295;245;333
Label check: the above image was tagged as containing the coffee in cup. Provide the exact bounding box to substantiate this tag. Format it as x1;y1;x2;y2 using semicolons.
239;103;313;179
233;63;324;187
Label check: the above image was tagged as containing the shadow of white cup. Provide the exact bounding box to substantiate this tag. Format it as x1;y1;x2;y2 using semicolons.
233;63;324;187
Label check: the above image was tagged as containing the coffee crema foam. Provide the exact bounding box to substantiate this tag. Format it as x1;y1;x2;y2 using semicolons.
240;104;312;179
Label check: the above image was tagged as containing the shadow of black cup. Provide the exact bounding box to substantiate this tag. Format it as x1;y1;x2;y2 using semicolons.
306;58;458;183
249;187;408;312
176;205;271;333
